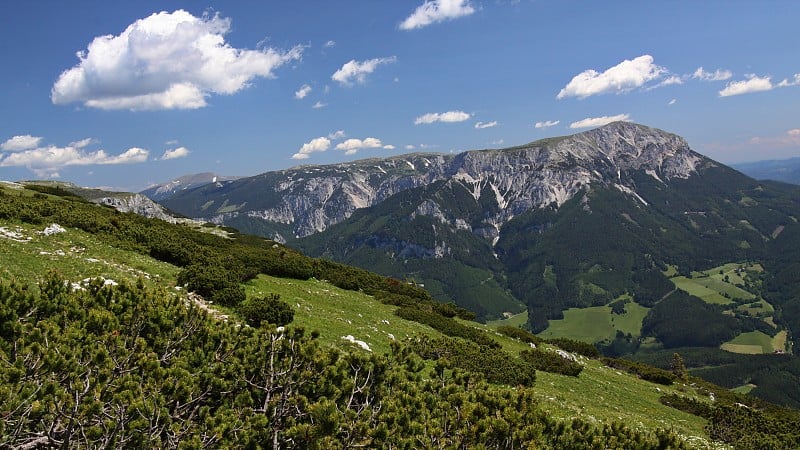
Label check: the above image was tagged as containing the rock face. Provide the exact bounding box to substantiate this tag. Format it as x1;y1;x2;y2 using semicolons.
163;122;703;242
94;194;179;223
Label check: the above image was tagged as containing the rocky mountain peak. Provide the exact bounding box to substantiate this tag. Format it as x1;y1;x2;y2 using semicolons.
161;123;707;240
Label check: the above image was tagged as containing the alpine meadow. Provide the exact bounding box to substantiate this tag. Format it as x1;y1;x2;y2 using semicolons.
2;1;800;448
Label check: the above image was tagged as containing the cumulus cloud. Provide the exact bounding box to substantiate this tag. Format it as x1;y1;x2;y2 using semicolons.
534;120;559;129
405;144;416;150
312;101;327;109
557;55;666;99
778;73;800;87
328;130;346;140
569;114;631;129
719;75;773;97
331;56;396;85
474;121;497;129
656;75;683;87
693;67;732;81
0;137;149;177
335;137;385;155
414;110;471;124
324;40;336;48
291;136;331;160
295;84;312;99
384;144;396;150
160;146;190;160
1;135;43;151
400;0;475;30
51;10;303;111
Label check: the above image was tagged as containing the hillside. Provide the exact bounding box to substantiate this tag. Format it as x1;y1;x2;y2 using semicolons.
5;180;800;448
733;157;800;185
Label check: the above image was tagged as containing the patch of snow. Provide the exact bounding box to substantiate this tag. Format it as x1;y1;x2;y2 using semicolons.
341;335;372;352
405;160;415;170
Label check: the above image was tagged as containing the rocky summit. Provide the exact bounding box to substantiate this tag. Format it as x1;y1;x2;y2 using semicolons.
159;122;705;242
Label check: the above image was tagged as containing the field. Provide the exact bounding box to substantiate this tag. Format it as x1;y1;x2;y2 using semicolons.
538;302;649;343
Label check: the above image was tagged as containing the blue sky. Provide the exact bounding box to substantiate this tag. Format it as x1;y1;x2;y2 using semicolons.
1;0;798;191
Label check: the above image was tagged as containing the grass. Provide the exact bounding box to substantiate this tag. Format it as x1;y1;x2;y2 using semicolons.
245;277;717;446
0;213;725;447
0;220;179;288
720;331;776;354
538;303;649;343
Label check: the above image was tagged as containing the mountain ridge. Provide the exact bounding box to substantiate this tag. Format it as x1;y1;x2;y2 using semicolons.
160;122;704;242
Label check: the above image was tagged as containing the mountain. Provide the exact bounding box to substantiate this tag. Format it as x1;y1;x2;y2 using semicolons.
732;157;800;185
161;122;798;317
140;172;241;202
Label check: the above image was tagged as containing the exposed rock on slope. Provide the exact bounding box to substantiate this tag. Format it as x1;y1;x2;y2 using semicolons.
162;122;702;242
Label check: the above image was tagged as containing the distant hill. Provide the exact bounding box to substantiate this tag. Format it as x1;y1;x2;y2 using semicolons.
140;172;241;201
732;157;800;185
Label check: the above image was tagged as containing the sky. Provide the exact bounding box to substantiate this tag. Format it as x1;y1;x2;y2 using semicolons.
1;0;798;191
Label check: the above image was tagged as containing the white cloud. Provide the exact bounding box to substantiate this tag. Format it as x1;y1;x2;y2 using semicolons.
103;147;149;165
51;10;303;111
656;75;683;87
331;56;396;85
324;40;336;48
668;98;677;105
405;144;416;150
534;120;559;129
748;128;800;148
0;137;149;178
1;135;43;151
161;146;190;160
295;84;312;99
335;137;384;155
693;67;732;81
400;0;475;30
414;110;471;124
328;130;346;140
70;138;97;149
312;101;327;109
557;55;666;99
291;136;331;160
491;139;504;145
474;121;498;129
383;144;396;150
719;75;773;97
569;114;631;129
778;73;800;87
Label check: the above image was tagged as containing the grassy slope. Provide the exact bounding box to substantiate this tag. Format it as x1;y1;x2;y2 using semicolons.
0;209;722;447
538;303;649;343
244;276;718;446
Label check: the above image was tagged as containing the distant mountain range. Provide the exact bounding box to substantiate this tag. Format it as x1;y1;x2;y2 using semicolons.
732;157;800;185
